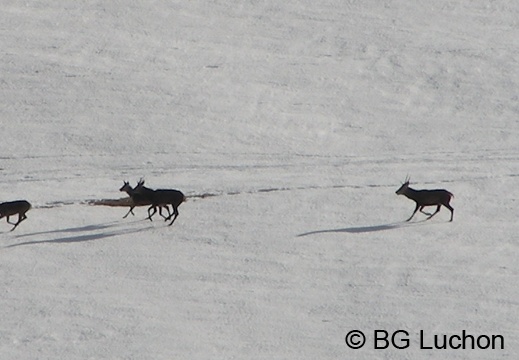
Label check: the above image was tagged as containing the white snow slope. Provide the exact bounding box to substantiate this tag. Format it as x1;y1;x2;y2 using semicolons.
1;1;518;359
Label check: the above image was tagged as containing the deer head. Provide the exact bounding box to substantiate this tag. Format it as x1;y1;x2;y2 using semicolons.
395;176;410;195
120;181;132;192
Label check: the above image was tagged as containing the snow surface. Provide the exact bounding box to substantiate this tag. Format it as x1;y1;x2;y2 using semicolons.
1;1;518;359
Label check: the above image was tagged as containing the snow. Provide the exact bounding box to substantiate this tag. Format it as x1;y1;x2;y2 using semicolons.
1;0;518;359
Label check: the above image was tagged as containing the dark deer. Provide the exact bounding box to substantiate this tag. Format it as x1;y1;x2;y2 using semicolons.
119;180;171;220
134;181;185;226
0;200;31;231
395;177;454;222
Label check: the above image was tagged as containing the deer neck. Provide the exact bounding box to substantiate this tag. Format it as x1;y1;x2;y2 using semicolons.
403;187;419;200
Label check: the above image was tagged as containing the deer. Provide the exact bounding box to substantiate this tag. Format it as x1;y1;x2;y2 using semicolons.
0;200;31;231
119;180;171;220
395;176;454;222
134;180;185;226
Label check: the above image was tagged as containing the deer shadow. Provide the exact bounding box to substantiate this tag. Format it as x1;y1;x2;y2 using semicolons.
297;220;430;237
7;220;152;248
14;221;124;238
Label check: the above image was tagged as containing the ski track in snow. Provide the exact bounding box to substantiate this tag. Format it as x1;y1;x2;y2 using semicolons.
3;147;518;210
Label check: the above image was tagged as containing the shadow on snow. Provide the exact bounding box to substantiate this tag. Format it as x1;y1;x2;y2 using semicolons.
14;221;125;238
297;220;432;237
6;220;152;248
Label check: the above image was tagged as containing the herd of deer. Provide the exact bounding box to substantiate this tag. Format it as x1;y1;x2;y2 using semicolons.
119;179;186;226
0;179;185;232
0;177;454;232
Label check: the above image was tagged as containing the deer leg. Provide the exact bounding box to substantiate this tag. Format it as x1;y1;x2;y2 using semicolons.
10;213;27;231
406;204;420;222
158;206;171;220
6;215;17;225
444;204;454;222
419;206;432;216
162;205;172;221
147;205;157;221
164;208;173;221
167;206;179;226
122;206;135;219
426;205;441;220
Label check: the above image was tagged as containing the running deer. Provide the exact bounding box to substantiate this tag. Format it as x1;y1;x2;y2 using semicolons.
119;180;171;220
395;177;454;222
0;200;31;231
134;180;185;226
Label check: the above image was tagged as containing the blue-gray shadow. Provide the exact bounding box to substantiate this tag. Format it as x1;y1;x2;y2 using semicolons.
7;222;152;248
14;221;123;238
297;220;429;237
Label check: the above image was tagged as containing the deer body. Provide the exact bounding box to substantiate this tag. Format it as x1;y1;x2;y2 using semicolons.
0;200;31;231
396;179;454;222
135;183;185;226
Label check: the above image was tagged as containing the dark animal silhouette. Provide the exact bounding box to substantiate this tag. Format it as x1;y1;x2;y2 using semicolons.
0;200;31;231
134;180;185;226
119;180;171;220
395;177;454;222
